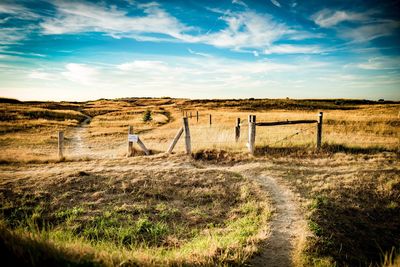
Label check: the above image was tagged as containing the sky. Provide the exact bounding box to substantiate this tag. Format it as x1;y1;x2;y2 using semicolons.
0;0;399;101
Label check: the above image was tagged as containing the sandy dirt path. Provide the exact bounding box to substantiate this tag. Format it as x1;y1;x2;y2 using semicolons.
70;116;92;156
248;173;309;267
69;115;125;159
203;162;309;267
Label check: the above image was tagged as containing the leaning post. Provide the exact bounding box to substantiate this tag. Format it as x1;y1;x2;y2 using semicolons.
317;112;323;149
137;137;150;155
209;114;212;127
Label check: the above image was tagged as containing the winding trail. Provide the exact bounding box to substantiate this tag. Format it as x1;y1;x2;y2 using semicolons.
249;173;309;267
211;163;309;266
71;116;92;156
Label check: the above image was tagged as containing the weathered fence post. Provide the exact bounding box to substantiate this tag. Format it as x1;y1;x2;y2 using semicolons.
58;131;64;159
209;114;212;127
235;118;241;142
190;112;192;119
185;111;188;118
127;126;133;157
317;112;323;149
248;115;256;155
183;117;191;154
167;127;183;153
196;111;199;122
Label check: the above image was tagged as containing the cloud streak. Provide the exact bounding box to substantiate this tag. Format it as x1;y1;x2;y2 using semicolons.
40;1;191;40
311;9;369;27
264;44;322;54
271;0;281;8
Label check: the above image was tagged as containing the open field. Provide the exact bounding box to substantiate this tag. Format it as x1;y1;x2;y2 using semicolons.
0;97;399;266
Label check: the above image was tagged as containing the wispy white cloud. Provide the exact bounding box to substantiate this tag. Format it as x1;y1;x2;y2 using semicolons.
340;21;400;42
62;63;98;84
5;54;399;100
0;2;39;45
311;8;399;43
187;48;212;58
271;0;281;8
117;60;169;72
40;1;320;54
264;44;322;54
0;28;29;45
232;0;248;8
311;9;369;28
356;57;400;70
40;1;192;40
22;57;300;98
0;2;39;20
28;71;56;80
0;50;46;58
192;11;290;50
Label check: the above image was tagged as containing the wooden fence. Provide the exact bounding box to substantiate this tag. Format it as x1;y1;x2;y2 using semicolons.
246;112;323;154
56;111;324;159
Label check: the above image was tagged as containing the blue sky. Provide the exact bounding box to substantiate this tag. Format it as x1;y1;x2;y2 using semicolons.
0;0;399;101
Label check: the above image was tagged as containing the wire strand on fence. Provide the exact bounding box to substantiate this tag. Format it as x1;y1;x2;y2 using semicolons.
264;124;316;146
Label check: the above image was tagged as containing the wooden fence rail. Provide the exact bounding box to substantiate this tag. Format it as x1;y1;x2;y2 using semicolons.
256;120;317;126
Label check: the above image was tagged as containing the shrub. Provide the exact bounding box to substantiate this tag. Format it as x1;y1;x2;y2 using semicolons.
142;110;152;122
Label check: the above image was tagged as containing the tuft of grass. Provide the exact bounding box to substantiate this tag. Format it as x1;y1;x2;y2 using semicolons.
321;143;397;154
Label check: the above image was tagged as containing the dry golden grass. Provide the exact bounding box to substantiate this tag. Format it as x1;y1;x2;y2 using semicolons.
258;152;399;266
0;155;271;266
1;98;398;162
0;98;399;266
